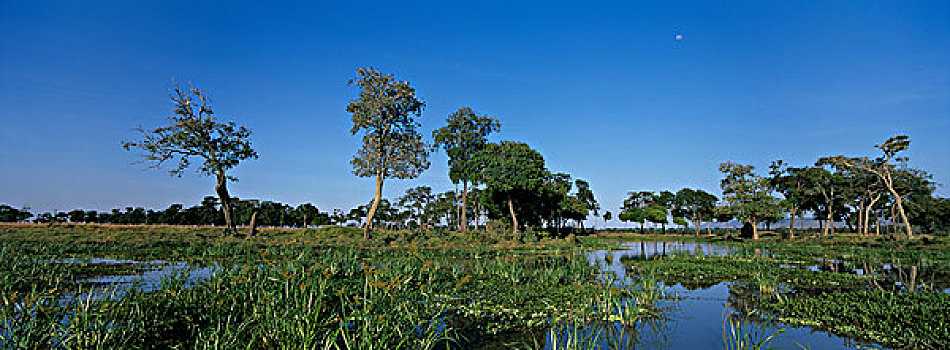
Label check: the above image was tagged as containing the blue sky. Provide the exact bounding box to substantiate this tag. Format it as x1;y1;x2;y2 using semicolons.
1;1;948;225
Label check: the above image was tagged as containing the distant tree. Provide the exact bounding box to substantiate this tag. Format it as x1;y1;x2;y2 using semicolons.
398;186;434;229
573;179;599;230
432;107;501;231
674;188;718;235
347;206;367;227
122;85;257;234
768;160;811;238
807;161;849;236
68;209;86;223
331;209;346;225
0;205;32;222
295;203;320;228
347;67;429;239
618;208;645;233
621;191;653;234
644;205;668;234
468;141;548;238
602;211;612;227
84;210;99;223
718;162;783;240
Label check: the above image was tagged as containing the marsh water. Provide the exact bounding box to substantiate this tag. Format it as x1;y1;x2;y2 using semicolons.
59;241;948;348
573;241;882;349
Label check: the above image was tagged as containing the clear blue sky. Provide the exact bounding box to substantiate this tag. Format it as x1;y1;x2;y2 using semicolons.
1;1;948;225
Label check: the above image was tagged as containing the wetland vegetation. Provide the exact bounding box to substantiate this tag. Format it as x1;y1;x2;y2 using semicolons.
2;224;949;348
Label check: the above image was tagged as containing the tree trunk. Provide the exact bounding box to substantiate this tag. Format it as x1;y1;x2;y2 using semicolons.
857;200;865;235
788;208;797;239
908;265;918;292
863;195;880;236
706;221;711;235
461;181;468;231
248;210;259;237
507;196;519;239
751;218;759;240
823;208;833;237
215;173;236;235
695;215;701;235
363;173;384;240
890;190;914;238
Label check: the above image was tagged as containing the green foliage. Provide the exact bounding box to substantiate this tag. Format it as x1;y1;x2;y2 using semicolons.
718;163;783;237
767;291;950;348
431;107;501;184
0;205;32;222
347;67;430;180
121;85;258;180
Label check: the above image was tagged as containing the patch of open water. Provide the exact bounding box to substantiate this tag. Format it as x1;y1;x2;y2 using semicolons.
572;241;884;349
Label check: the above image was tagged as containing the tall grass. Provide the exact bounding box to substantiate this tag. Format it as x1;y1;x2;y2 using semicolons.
0;241;671;349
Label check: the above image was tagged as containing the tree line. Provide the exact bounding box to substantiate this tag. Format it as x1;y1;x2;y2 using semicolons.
6;68;947;239
614;136;950;240
714;135;948;239
114;67;599;238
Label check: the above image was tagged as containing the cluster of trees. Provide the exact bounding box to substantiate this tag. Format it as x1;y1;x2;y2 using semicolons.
617;188;719;235
717;135;950;239
0;198;335;228
0;205;33;222
346;68;599;238
116;67;601;239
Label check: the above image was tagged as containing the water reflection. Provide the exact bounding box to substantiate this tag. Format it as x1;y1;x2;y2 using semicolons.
574;241;882;349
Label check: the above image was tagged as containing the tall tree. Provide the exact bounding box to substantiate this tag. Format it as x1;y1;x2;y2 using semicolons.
718;162;782;240
122;85;258;234
807;161;850;237
432;107;500;231
831;136;917;238
468;141;548;238
768;160;811;238
347;67;430;240
573;179;599;230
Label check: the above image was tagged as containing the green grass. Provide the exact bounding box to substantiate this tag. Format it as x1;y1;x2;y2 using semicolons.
0;230;661;349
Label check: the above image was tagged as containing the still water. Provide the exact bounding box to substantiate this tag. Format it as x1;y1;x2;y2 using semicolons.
561;241;883;349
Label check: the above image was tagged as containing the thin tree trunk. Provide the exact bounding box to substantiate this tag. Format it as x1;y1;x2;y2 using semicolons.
215;172;236;235
363;173;384;240
706;221;711;235
751;218;759;240
788;208;797;238
891;191;913;238
863;195;880;236
507;196;519;239
823;208;833;237
857;200;865;235
461;181;468;231
695;215;701;235
248;210;259;237
908;266;918;292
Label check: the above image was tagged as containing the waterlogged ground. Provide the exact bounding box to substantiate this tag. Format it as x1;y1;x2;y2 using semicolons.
585;242;881;349
2;225;949;349
583;239;950;349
